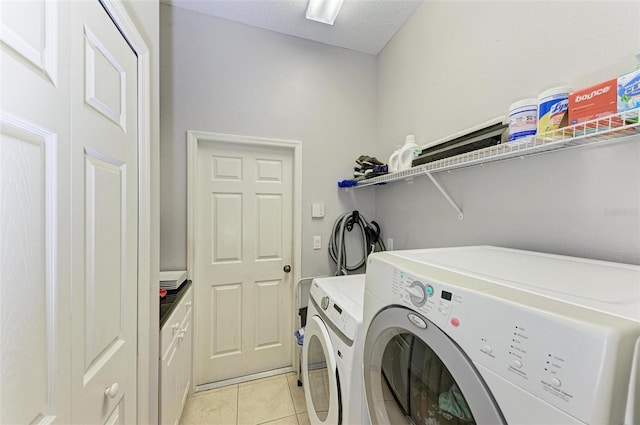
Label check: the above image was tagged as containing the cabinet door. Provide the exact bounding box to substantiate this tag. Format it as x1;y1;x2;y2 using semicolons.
160;287;193;425
160;302;180;425
160;340;180;425
179;307;193;411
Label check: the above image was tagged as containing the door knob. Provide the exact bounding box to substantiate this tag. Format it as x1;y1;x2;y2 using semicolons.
104;382;119;399
283;265;291;273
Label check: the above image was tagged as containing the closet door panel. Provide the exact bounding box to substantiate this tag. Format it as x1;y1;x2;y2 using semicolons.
0;1;71;423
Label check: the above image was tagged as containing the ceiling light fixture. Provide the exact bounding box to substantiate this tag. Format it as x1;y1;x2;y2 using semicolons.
306;0;344;25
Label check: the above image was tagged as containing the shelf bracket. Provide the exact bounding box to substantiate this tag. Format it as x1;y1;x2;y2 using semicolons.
424;171;464;220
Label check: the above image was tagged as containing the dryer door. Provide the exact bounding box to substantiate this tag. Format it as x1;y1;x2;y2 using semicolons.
364;306;505;425
303;315;340;425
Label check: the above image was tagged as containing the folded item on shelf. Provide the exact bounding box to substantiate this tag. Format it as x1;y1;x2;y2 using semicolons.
370;164;388;173
354;164;388;178
355;155;384;166
360;164;388;179
365;172;387;179
338;179;359;187
350;156;389;182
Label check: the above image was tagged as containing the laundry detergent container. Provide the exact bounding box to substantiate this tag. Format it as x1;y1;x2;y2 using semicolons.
398;135;420;171
388;149;400;173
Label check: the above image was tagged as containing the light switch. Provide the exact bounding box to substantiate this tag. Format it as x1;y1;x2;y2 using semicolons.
313;236;322;250
312;203;325;218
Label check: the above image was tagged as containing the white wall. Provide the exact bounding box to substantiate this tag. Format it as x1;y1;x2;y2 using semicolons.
160;5;377;277
376;1;640;264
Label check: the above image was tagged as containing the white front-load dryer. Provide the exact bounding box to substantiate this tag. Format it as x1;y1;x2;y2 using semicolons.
302;275;368;425
362;246;640;425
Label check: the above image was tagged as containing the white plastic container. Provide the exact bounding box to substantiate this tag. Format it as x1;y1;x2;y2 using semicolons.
398;134;420;171
508;98;537;142
537;86;572;135
388;149;400;173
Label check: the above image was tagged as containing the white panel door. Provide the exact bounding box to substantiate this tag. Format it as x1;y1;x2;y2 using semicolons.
69;2;138;423
1;1;140;423
196;142;293;385
0;1;71;423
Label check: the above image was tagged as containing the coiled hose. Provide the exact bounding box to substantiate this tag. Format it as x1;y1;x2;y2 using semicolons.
328;210;386;275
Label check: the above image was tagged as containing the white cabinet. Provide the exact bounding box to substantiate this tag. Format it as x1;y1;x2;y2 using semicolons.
160;285;193;425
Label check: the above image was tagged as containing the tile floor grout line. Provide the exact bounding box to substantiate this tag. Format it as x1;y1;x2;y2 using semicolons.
236;382;240;425
287;376;302;425
255;413;298;425
291;377;303;422
292;382;301;425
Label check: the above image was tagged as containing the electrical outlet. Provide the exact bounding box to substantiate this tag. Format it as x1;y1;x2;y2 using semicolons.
387;238;394;250
313;236;322;250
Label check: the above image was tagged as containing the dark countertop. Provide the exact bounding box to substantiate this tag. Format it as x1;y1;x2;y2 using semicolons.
160;280;192;328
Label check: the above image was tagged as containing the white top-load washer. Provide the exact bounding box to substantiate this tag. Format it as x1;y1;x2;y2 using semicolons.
302;275;369;425
362;246;640;425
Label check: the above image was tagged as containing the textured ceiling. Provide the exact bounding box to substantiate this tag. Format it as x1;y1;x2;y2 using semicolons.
161;0;422;55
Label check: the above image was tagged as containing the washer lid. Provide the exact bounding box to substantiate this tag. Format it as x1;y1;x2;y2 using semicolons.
311;275;366;319
388;246;640;322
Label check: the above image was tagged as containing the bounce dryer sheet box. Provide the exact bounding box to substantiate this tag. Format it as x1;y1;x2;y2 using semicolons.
569;79;618;127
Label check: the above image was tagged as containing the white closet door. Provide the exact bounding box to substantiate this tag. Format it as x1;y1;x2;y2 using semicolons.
1;1;141;423
69;2;139;423
0;1;72;423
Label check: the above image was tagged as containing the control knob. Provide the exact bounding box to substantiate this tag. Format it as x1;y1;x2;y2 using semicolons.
321;296;330;310
406;281;427;307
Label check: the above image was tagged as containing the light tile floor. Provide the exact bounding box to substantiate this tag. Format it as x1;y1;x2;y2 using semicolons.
180;372;310;425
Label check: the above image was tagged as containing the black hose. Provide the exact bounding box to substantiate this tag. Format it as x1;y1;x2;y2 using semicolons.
328;211;386;275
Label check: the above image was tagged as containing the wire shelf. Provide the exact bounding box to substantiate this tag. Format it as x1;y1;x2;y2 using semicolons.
349;109;640;189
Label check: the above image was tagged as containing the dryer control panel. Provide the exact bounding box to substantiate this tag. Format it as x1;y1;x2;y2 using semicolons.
388;268;473;333
310;281;359;342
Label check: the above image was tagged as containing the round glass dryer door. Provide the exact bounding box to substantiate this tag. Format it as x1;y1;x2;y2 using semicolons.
363;307;505;425
303;315;340;424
